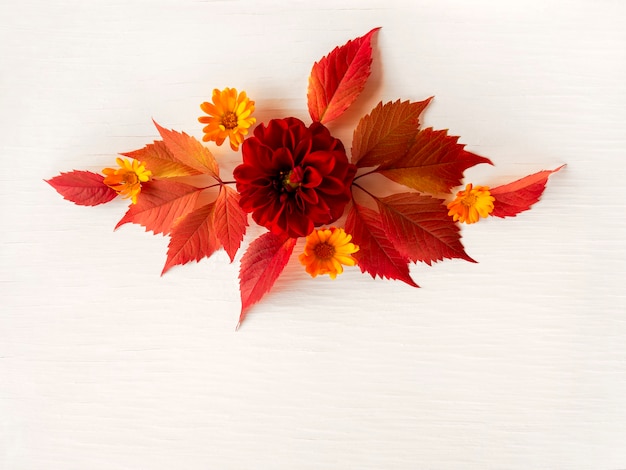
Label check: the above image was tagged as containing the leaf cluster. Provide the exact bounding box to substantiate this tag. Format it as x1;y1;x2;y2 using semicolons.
47;28;564;327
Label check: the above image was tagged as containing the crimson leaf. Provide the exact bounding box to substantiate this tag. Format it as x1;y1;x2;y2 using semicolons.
377;192;475;265
238;232;297;328
490;166;565;218
46;170;117;206
345;202;418;287
307;28;380;124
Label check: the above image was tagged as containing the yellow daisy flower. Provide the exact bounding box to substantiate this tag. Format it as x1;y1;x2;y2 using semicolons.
102;158;152;204
199;88;256;151
299;227;359;279
447;183;495;224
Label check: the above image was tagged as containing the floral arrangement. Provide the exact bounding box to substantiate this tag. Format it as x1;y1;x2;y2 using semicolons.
46;28;563;327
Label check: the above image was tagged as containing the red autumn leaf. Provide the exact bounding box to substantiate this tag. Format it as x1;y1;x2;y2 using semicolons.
153;120;220;179
115;179;202;235
238;232;297;327
377;127;493;194
214;185;248;262
307;27;380;124
162;202;220;274
352;98;433;167
377;192;475;265
490;165;564;218
46;170;117;206
121;140;202;178
345;202;418;287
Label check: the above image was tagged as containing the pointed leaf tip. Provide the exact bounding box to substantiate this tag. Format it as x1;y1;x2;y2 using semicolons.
490;165;564;218
214;186;248;262
352;97;434;167
46;170;117;206
345;203;419;287
307;27;381;124
377;128;493;193
238;233;297;326
377;192;475;266
161;201;220;275
152;119;220;179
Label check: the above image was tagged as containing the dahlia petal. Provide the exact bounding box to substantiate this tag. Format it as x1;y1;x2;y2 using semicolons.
302;166;323;188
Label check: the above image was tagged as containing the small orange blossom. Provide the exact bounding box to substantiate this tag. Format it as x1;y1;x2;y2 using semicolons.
199;88;256;151
299;227;359;279
102;158;151;204
447;183;495;224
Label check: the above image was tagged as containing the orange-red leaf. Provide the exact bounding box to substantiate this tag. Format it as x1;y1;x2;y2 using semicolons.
345;202;418;287
153;120;219;179
162;202;220;274
46;170;117;206
352;98;433;167
490;165;564;218
377;192;475;265
115;180;202;235
121;140;202;178
214;185;248;262
238;232;297;327
307;27;380;124
377;127;493;193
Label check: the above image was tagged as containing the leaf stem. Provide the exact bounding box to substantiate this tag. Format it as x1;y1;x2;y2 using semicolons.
351;182;380;203
352;168;378;181
198;180;237;191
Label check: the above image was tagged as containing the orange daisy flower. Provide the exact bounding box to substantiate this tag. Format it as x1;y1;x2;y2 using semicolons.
447;183;495;224
102;158;152;204
199;88;256;151
299;227;359;279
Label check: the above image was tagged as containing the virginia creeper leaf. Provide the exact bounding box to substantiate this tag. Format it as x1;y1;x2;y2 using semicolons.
214;185;248;262
162;202;220;274
377;192;475;265
352;98;433;167
121;140;202;178
238;232;297;327
307;27;380;124
153;120;219;179
46;170;117;206
115;180;202;235
490;165;564;218
345;202;418;287
377;127;493;193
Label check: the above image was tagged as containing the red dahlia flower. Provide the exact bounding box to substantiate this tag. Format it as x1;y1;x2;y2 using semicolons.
233;117;356;238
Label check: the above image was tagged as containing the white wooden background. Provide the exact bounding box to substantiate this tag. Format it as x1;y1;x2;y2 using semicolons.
2;0;626;468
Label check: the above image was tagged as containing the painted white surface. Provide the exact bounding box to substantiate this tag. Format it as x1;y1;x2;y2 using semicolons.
1;0;626;468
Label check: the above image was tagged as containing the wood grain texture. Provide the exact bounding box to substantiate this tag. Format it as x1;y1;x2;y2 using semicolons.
1;0;625;468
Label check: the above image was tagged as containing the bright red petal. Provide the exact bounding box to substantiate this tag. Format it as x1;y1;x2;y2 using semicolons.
345;202;418;287
307;28;380;124
238;232;297;328
490;165;564;218
46;170;117;206
115;180;202;235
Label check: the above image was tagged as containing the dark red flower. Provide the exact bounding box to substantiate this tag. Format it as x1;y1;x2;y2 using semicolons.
233;117;356;238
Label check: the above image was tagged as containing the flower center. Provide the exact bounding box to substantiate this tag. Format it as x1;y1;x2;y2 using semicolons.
282;167;304;191
461;193;477;207
124;172;139;185
221;111;238;130
313;242;335;260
